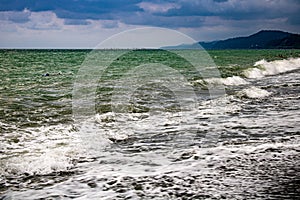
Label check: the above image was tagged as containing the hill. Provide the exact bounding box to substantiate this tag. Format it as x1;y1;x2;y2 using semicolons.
199;30;300;49
163;30;300;49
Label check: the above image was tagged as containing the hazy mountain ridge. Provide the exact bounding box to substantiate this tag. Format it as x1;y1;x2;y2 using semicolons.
200;30;300;49
163;30;300;49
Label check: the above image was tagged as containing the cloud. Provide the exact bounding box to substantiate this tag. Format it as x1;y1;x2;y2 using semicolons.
0;9;31;23
24;11;63;30
0;0;299;48
0;0;299;29
121;12;205;28
213;0;228;2
0;0;143;19
138;2;180;14
64;19;91;26
158;0;300;22
100;20;119;29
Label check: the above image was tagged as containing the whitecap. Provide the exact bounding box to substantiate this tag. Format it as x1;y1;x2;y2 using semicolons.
243;57;300;79
2;149;74;175
194;76;249;86
237;86;271;98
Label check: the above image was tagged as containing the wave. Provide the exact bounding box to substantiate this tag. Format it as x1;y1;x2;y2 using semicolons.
194;57;300;87
0;124;80;176
194;76;249;87
1;149;74;176
243;57;300;79
237;86;271;99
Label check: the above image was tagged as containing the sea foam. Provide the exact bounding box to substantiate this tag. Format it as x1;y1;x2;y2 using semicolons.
0;124;81;176
194;76;249;86
237;86;271;98
243;57;300;79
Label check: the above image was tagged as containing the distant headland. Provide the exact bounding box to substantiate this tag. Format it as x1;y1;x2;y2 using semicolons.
163;30;300;50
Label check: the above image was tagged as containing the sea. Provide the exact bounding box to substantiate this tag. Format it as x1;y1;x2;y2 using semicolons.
0;49;299;199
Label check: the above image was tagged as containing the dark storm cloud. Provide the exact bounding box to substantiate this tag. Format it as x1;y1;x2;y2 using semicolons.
0;0;142;12
0;0;299;29
159;0;299;20
213;0;228;2
122;12;205;28
134;0;299;29
0;0;143;20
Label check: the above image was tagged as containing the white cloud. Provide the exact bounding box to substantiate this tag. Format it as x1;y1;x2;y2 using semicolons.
24;11;64;30
0;9;31;23
0;11;140;48
138;2;180;14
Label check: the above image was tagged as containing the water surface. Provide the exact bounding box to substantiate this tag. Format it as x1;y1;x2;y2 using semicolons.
0;49;299;199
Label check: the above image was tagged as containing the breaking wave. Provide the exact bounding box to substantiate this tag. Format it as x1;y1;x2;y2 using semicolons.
243;57;300;79
237;86;272;99
194;76;249;86
0;124;81;176
192;57;299;101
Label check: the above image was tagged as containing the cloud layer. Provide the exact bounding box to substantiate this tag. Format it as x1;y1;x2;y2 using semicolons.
0;0;299;48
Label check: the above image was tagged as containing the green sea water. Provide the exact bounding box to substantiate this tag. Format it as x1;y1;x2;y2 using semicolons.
0;49;300;199
0;49;299;127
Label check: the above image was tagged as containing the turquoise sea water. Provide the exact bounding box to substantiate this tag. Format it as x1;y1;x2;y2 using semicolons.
0;49;299;199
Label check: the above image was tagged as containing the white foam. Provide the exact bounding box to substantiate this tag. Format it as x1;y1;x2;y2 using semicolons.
1;148;75;176
194;76;249;86
243;58;300;79
0;124;82;176
237;86;271;98
95;112;116;123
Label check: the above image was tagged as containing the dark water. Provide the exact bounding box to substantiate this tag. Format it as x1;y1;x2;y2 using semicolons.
0;49;299;199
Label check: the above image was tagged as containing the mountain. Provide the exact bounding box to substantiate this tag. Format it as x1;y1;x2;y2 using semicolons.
199;30;300;49
163;30;300;49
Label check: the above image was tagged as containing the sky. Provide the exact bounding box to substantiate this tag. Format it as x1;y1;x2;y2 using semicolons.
0;0;299;48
